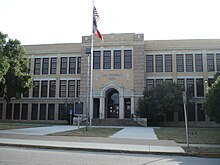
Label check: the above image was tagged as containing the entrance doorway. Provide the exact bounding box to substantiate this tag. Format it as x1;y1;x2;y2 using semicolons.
106;89;119;118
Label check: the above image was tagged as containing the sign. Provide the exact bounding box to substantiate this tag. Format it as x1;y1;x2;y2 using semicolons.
182;91;187;104
74;102;84;115
69;109;73;115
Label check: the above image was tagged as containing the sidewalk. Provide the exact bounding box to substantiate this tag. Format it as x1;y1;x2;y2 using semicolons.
0;125;185;154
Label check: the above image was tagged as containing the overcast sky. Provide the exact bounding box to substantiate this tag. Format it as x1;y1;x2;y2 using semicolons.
0;0;220;45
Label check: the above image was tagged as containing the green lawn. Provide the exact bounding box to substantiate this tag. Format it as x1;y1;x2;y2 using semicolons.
0;122;51;130
154;127;220;144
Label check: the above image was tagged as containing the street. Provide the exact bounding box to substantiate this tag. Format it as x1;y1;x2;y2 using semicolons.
0;146;219;165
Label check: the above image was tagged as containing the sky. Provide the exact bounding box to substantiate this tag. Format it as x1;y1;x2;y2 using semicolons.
0;0;220;45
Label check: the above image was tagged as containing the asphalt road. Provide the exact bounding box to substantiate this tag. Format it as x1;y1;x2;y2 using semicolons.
0;146;219;165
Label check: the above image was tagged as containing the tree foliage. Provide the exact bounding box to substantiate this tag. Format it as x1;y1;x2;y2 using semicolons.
204;75;220;122
0;32;33;102
138;82;183;125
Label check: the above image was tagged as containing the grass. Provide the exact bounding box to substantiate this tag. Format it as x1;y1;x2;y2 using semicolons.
0;122;51;130
49;127;123;137
154;127;220;144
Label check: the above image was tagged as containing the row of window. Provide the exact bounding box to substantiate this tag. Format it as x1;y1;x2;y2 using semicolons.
146;53;220;73
34;57;81;75
32;80;80;98
146;78;213;97
93;50;132;69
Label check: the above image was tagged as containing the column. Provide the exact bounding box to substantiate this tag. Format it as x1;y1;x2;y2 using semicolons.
119;96;124;119
99;96;105;119
131;96;135;115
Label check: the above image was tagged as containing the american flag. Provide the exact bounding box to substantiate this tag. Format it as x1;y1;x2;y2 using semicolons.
93;6;100;22
93;6;103;40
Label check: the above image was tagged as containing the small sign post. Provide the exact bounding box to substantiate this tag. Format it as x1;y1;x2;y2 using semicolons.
74;101;84;132
182;91;189;147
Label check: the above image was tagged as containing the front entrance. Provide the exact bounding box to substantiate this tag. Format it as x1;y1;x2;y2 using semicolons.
106;89;119;118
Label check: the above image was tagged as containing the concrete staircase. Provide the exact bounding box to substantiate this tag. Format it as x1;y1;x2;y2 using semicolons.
91;119;141;126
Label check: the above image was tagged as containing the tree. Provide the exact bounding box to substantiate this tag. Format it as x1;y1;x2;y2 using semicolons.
138;82;183;125
204;75;220;122
0;32;33;102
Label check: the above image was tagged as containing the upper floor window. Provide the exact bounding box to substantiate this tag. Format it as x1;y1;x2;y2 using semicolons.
155;55;163;72
176;54;184;72
93;51;101;69
207;54;214;72
49;80;56;97
186;79;194;97
216;53;220;71
114;50;121;69
165;54;172;72
42;58;49;74
34;58;41;75
59;80;67;97
50;57;57;74
76;80;80;97
196;78;204;97
77;57;81;74
41;81;48;97
156;79;163;86
33;81;40;97
177;79;185;91
103;50;111;69
146;55;154;72
69;57;76;74
60;57;67;74
146;79;154;91
124;50;132;69
186;54;193;72
68;80;75;97
195;54;203;72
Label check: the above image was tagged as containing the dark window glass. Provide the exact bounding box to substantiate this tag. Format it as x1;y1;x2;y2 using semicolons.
146;79;154;91
178;105;184;121
186;54;193;72
114;50;121;69
0;103;3;119
207;54;214;72
155;55;163;72
156;79;163;86
195;54;203;72
93;51;101;69
77;57;81;74
176;54;184;72
58;104;65;120
42;58;49;74
196;78;204;97
165;54;172;72
34;58;41;75
165;79;173;84
13;103;20;120
177;79;185;91
48;104;55;120
41;81;48;97
60;57;67;74
23;89;29;98
186;79;194;97
188;103;195;121
49;80;56;97
124;50;132;69
146;55;154;72
198;103;205;121
31;104;38;120
208;78;213;87
6;104;12;119
21;104;28;120
39;104;46;120
68;80;75;97
103;50;111;69
50;57;57;74
76;80;80;97
59;80;66;97
67;104;74;116
69;57;76;74
33;81;40;97
216;53;220;71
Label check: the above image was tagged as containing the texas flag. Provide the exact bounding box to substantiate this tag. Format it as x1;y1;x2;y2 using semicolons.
93;6;103;40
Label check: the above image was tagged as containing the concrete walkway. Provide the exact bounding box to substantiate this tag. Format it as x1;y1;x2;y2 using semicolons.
0;125;185;154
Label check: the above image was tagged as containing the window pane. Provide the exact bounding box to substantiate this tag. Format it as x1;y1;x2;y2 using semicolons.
198;103;205;121
156;79;163;86
31;104;38;120
146;55;154;72
165;54;172;72
103;50;111;69
69;57;76;74
156;55;163;72
33;81;40;97
177;79;185;91
34;58;41;75
6;104;12;119
196;78;204;97
195;54;203;72
39;104;46;120
186;54;193;72
216;53;220;71
93;51;101;69
0;103;3;119
146;79;154;91
60;57;67;74
207;54;214;72
48;104;55;120
188;103;195;121
49;80;56;97
124;50;132;69
186;79;194;97
50;57;57;74
176;54;184;72
21;104;28;120
58;104;65;120
114;50;121;69
76;80;80;97
13;103;20;120
59;80;66;97
77;57;81;74
68;80;75;97
42;58;49;74
41;81;48;97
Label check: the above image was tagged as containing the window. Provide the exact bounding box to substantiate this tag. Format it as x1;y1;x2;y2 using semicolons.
39;104;46;120
197;103;205;121
216;53;220;71
114;50;121;69
49;80;56;97
23;89;29;98
33;81;40;97
208;78;214;86
0;103;3;119
68;80;75;97
165;79;173;84
186;79;194;97
76;80;80;97
93;51;101;69
155;55;163;72
177;79;185;91
207;54;214;71
156;79;163;86
195;54;203;72
186;54;193;72
6;104;12;119
13;103;20;120
196;78;204;97
60;57;67;74
77;57;81;74
124;50;132;69
69;57;76;74
176;54;184;72
21;104;28;120
146;55;154;72
58;104;65;120
50;57;57;74
146;79;154;91
31;104;38;120
59;80;67;97
165;54;172;72
42;58;49;74
34;58;41;75
41;81;48;97
48;104;55;120
103;50;111;69
188;103;195;121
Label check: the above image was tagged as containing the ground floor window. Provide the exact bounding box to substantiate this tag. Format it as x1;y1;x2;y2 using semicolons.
21;104;28;120
48;104;55;120
13;103;20;120
39;104;46;120
6;104;12;120
31;104;38;120
0;103;3;119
